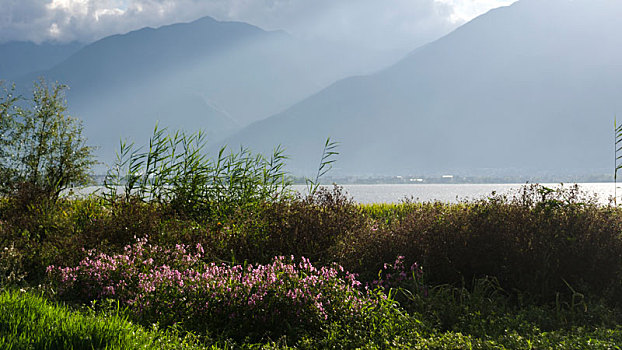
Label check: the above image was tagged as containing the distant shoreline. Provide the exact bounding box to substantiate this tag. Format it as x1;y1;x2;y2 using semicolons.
91;174;613;186
289;174;613;185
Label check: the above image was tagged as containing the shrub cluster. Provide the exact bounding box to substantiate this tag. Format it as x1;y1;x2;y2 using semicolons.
47;238;386;342
210;186;369;264
5;183;622;307
342;185;622;302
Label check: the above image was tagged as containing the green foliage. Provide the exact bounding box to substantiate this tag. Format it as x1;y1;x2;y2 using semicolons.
0;83;19;186
360;201;424;226
215;185;368;264
0;79;95;204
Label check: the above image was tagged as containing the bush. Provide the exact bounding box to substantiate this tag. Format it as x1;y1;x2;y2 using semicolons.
205;185;369;264
261;186;368;264
339;184;622;302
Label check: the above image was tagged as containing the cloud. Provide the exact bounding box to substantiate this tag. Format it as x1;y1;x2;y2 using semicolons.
435;0;519;23
0;0;517;50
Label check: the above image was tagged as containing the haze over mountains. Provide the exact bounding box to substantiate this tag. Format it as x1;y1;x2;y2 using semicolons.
2;0;620;177
5;16;395;170
218;0;622;174
0;41;84;80
222;0;622;176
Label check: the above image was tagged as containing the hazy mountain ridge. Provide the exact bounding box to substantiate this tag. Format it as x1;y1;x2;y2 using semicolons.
37;17;274;89
220;0;622;176
0;41;84;80
9;16;397;169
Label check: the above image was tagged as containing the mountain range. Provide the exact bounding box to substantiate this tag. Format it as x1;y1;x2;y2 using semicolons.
221;0;622;176
0;41;83;80
3;0;620;177
5;16;394;170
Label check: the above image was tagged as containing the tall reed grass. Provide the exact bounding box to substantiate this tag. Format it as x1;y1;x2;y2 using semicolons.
103;125;292;219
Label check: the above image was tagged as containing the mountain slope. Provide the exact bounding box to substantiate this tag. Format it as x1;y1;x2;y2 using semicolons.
222;0;622;176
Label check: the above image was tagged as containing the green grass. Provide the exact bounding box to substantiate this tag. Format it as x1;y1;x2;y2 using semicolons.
3;283;622;348
0;289;203;350
408;328;622;350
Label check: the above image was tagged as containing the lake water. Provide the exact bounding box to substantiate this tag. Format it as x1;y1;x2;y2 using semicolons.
292;183;619;204
77;183;619;205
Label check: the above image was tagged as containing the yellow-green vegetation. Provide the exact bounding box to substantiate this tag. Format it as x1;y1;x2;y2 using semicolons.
360;201;427;226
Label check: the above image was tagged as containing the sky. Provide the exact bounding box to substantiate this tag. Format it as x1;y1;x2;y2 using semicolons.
0;0;518;51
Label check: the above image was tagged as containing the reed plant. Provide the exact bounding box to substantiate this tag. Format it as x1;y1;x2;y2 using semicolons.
305;138;339;195
103;125;291;220
615;117;622;205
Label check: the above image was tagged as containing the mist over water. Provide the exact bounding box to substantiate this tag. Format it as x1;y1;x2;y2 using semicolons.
294;183;617;204
72;183;618;205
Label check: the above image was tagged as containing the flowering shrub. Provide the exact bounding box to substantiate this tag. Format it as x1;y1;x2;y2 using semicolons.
47;238;375;340
0;243;26;288
371;255;423;290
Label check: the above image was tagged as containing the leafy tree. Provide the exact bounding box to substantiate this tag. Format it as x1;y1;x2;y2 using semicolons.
0;82;19;187
0;79;95;203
